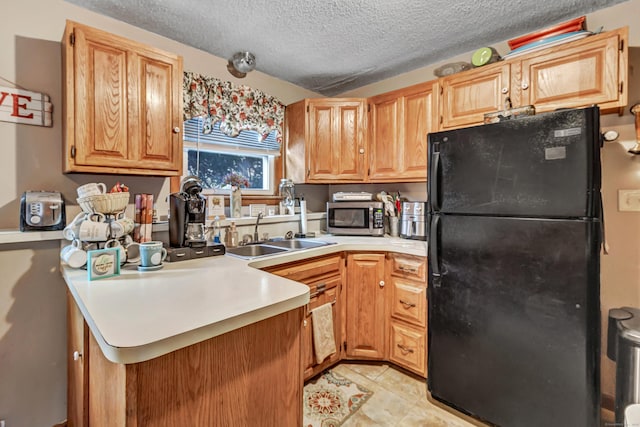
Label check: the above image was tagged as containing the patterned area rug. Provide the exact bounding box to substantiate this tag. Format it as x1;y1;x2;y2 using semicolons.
303;369;373;427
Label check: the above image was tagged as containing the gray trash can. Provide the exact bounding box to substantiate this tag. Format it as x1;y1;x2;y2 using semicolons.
607;307;640;424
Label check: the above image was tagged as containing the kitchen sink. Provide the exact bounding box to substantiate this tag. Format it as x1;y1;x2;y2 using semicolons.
225;239;333;260
264;239;327;250
225;244;288;258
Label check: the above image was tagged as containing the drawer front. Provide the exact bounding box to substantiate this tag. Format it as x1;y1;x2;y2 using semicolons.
389;254;426;281
265;254;342;284
389;322;426;376
390;279;426;327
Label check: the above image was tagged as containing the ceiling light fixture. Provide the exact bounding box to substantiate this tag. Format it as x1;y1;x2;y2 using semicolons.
227;51;256;78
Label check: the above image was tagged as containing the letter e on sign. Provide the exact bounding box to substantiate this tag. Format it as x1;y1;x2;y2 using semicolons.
0;85;52;127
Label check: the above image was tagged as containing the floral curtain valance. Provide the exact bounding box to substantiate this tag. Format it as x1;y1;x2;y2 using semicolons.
183;71;285;142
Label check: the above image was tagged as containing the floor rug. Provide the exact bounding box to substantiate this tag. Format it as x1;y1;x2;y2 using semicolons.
303;369;374;427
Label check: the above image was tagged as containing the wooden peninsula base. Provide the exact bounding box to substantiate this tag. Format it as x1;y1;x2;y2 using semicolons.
68;294;303;426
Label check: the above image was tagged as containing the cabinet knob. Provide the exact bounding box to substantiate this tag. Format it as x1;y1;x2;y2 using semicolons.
73;351;82;361
521;82;529;90
501;87;508;94
172;126;180;134
379;280;385;288
359;148;365;154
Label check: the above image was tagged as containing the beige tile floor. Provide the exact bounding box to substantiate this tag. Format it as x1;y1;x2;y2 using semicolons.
311;362;617;427
321;362;484;427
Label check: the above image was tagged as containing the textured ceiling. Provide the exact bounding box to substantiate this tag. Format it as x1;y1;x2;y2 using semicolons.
65;0;626;96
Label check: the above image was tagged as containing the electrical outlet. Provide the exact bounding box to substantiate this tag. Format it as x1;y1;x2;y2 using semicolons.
618;189;640;211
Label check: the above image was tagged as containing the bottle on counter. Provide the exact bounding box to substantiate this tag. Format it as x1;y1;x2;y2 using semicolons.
225;221;239;247
212;216;221;243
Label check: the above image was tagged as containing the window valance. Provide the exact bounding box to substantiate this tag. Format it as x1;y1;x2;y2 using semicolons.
183;71;285;142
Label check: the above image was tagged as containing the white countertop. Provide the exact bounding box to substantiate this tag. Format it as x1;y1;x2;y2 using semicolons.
63;236;427;365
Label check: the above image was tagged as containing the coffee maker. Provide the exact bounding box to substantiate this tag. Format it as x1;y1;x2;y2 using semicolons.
169;176;207;248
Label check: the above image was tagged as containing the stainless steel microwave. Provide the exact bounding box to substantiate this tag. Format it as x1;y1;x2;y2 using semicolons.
326;201;385;236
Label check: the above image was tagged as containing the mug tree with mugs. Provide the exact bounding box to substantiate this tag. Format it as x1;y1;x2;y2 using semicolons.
60;181;137;269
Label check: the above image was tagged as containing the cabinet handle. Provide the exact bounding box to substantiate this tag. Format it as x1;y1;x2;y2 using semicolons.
172;126;180;134
73;351;82;361
379;280;385;288
521;82;529;90
303;319;308;327
399;299;416;308
359;148;365;154
501;87;508;94
399;265;418;273
397;344;414;354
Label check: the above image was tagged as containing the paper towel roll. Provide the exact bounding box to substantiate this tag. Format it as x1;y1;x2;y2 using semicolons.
300;198;307;235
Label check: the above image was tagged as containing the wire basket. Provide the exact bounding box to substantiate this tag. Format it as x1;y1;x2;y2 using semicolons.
77;192;130;214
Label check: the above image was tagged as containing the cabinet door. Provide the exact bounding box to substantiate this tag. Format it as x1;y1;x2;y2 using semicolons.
345;253;386;359
304;280;341;379
67;292;88;427
520;30;624;113
65;21;183;175
307;100;366;182
131;50;182;171
440;63;511;130
401;86;434;180
72;24;132;169
369;94;401;180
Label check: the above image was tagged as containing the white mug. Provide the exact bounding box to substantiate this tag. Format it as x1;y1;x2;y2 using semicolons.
77;182;107;198
123;241;141;264
78;220;111;242
60;240;87;268
63;212;87;240
105;239;127;264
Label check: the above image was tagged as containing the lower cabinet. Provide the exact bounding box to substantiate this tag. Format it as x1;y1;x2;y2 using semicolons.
264;253;344;380
344;252;387;359
387;253;428;377
270;251;429;380
67;293;303;426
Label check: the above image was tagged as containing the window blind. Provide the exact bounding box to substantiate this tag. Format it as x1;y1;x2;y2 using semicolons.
183;117;280;155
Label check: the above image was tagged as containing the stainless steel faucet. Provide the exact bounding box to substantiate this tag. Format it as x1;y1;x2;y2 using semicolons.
253;212;264;242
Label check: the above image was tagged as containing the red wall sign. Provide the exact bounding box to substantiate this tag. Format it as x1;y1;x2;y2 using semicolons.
0;85;52;127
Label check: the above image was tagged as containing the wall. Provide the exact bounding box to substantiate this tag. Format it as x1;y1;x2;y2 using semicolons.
0;1;318;425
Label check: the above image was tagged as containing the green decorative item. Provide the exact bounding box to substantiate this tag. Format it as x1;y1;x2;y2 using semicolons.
472;47;500;67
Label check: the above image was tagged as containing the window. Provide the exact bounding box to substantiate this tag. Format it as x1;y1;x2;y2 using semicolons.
183;117;280;195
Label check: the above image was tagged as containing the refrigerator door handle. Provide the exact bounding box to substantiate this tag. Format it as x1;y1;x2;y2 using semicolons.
429;151;440;211
429;214;441;288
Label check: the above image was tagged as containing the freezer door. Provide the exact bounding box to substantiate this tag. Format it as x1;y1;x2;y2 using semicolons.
428;214;601;427
427;106;601;218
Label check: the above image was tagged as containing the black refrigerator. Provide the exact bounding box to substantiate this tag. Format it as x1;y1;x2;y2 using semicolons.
427;106;602;427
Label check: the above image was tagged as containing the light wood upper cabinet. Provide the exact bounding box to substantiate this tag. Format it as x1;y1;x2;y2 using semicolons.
438;27;628;130
344;252;387;359
519;27;627;113
285;98;366;183
369;81;437;182
62;21;183;176
440;63;511;130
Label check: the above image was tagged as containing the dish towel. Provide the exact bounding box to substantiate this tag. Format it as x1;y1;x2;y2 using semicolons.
311;302;337;364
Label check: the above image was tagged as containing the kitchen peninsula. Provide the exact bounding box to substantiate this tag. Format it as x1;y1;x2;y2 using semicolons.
63;236;427;426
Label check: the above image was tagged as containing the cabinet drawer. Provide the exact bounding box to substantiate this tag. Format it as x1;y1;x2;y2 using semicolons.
389;254;426;281
390;279;426;327
265;254;342;284
389;322;426;376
